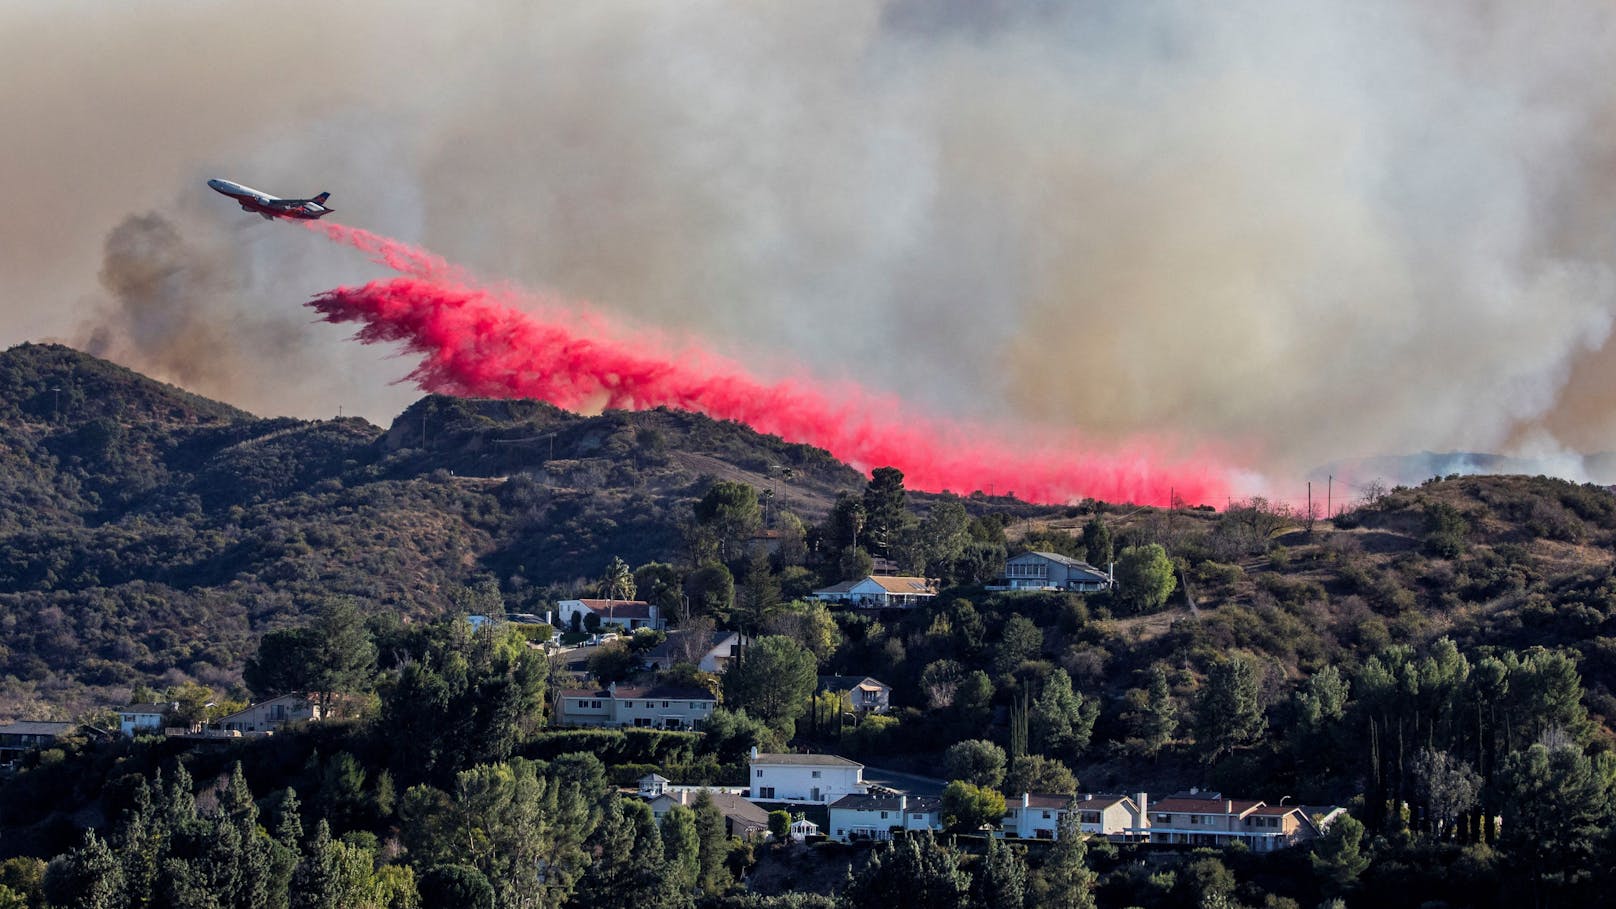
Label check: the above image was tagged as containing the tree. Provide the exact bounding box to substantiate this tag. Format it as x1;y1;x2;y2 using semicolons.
1124;664;1177;757
587;643;640;685
943;740;1007;789
941;781;1006;833
691;792;732;895
1029;803;1095;909
684;563;735;618
1004;755;1077;797
953;671;995;734
1113;544;1176;614
861;467;910;557
1080;517;1113;569
290;820;341;909
42;830;123;909
734;550;782;633
661;804;700;893
1194;654;1267;761
762;600;840;661
909;500;971;580
920;660;966;710
1497;743;1615;904
1309;814;1369;897
417;864;494;909
1411;748;1480;839
971;837;1027;909
1030;669;1098;763
841;832;968;909
993;616;1043;677
767;810;792;843
694;482;761;560
600;556;637;603
722;635;818;734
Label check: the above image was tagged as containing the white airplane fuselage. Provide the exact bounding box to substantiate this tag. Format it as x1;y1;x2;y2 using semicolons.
207;178;333;220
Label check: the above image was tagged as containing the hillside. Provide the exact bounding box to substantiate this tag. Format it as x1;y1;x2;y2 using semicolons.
0;343;882;715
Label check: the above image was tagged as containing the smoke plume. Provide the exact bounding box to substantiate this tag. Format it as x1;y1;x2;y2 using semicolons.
8;1;1616;488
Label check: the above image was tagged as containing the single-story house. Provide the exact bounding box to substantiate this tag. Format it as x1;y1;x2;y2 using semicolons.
749;749;867;804
647;788;771;840
557;599;665;632
816;676;892;714
811;576;938;609
993;551;1113;592
828;793;943;842
556;683;716;730
209;693;323;736
1001;793;1146;840
0;721;76;766
644;630;749;673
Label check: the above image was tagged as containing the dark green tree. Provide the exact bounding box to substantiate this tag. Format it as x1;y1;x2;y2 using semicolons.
1194;654;1267;761
840;832;968;909
1124;663;1177;757
692;792;732;895
1004;755;1077;797
970;837;1027;909
289;820;340;909
940;781;1006;833
661;804;701;893
684;563;735;618
1498;743;1615;904
417;864;494;909
993;616;1043;677
1309;814;1370;898
1030;804;1096;909
943;739;1007;789
1030;669;1098;762
42;830;124;909
722;635;818;735
860;467;909;557
694;482;762;560
1080;518;1113;570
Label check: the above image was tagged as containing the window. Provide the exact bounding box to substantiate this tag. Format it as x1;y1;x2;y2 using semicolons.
662;701;670;708
1189;815;1200;825
811;771;822;779
880;811;889;820
756;770;764;778
1042;811;1051;819
623;701;633;708
759;787;775;799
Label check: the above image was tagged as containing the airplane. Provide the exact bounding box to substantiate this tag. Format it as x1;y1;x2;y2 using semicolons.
206;178;334;220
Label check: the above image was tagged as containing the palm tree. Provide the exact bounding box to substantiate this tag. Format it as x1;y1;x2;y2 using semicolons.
600;556;636;631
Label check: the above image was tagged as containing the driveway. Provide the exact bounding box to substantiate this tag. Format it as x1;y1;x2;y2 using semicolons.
861;766;947;797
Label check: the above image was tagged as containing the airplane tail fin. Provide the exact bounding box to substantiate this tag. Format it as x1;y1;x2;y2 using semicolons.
312;192;331;205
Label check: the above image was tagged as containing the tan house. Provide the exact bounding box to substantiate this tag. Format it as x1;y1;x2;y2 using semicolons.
811;575;938;609
210;694;324;736
1145;793;1322;851
646;788;771;839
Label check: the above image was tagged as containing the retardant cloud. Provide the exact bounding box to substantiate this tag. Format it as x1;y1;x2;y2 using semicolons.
4;0;1615;490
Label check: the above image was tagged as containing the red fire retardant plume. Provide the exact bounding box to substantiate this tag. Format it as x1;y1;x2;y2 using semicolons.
304;246;1232;504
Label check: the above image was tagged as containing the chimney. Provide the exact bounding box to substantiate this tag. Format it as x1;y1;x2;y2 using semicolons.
1022;792;1030;809
1226;799;1234;814
750;745;759;760
608;681;616;695
900;794;908;812
1135;792;1149;836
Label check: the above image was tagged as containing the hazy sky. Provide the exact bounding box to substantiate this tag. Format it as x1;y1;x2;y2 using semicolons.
4;0;1616;489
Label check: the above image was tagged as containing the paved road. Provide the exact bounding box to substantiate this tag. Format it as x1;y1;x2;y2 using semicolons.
862;766;947;797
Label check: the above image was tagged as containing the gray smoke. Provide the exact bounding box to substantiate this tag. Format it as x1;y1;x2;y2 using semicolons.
4;0;1616;490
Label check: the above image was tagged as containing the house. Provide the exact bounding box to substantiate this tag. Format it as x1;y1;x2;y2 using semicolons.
643;630;749;673
557;599;665;632
1001;793;1146;840
748;749;867;804
209;693;322;736
555;683;716;730
828;793;943;842
816;676;892;714
118;702;174;737
646;788;771;839
811;575;938;609
1143;792;1322;851
0;721;75;766
994;552;1113;592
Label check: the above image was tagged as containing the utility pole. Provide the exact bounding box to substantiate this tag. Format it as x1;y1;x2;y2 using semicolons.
1327;475;1333;519
1307;481;1313;534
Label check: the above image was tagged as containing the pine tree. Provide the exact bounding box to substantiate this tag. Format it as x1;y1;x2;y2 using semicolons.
1030;804;1096;909
290;821;340;909
1140;664;1178;756
1031;669;1098;762
841;832;968;909
1194;654;1267;761
691;792;732;895
43;830;124;909
660;804;700;893
971;837;1028;909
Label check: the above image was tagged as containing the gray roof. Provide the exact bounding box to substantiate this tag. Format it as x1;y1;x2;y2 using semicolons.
750;752;863;768
817;675;891;693
830;793;942;813
0;721;75;737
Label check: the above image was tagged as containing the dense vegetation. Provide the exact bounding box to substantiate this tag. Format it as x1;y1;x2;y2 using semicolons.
5;344;1616;906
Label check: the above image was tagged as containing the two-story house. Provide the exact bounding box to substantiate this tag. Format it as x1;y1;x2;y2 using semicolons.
748;749;867;804
816;676;893;714
994;551;1113;592
828;793;943;842
1144;792;1321;851
117;702;174;737
556;683;716;730
811;576;938;609
1001;793;1146;840
557;599;665;632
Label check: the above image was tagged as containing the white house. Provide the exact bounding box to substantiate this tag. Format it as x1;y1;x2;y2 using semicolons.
557;598;665;632
828;793;943;842
117;702;173;737
748;749;867;804
556;683;716;730
993;552;1113;592
1145;793;1321;851
1001;793;1146;840
811;576;938;609
643;630;749;673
